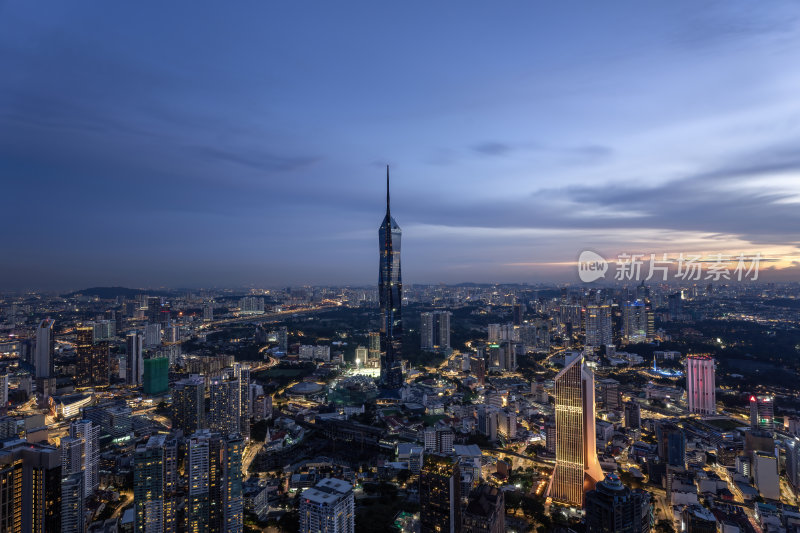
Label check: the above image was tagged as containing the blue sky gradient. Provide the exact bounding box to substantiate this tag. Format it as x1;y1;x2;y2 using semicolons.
2;2;800;289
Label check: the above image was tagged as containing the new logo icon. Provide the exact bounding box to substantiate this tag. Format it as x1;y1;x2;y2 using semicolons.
577;250;608;282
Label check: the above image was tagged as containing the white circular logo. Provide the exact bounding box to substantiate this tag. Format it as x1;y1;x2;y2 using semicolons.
577;250;608;282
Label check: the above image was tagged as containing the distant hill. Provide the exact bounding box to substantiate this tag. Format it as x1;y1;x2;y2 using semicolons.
63;287;171;299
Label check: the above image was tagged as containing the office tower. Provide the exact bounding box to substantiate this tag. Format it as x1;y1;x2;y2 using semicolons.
378;166;403;390
75;326;109;387
234;364;251;441
419;454;461;533
750;395;774;432
203;303;214;322
512;302;525;326
276;326;288;353
143;323;161;347
668;292;683;321
550;353;603;507
0;443;62;533
585;474;651;533
69;419;99;497
61;436;84;477
134;434;179;533
685;355;716;415
143;357;169;395
471;355;486;386
420;311;452;352
752;451;780;501
598;378;621;410
367;332;380;365
477;405;498;442
624;401;641;430
61;473;85;533
622;301;647;343
209;376;241;434
299;478;355;533
186;430;243;533
146;297;161;323
545;419;557;454
172;376;205;434
126;332;144;386
585;305;612;348
35;319;55;379
656;422;685;468
786;437;800;490
462;484;505;533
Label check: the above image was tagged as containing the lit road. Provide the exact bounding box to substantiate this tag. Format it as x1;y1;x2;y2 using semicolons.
197;304;337;330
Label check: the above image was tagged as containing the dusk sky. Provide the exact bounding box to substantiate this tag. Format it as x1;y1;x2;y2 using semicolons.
2;2;800;290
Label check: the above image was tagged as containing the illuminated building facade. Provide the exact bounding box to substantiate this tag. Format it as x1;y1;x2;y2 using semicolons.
75;326;109;387
378;166;403;389
186;430;243;533
420;454;461;533
134;434;178;533
550;353;603;507
34;319;55;379
750;395;774;432
685;355;715;415
299;478;354;533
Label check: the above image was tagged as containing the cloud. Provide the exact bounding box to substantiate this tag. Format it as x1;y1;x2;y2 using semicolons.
472;141;513;156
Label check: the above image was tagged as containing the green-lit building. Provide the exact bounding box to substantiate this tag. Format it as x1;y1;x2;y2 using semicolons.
143;357;169;395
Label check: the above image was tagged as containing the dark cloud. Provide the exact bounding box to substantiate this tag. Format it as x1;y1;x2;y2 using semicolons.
190;146;321;173
472;142;513;156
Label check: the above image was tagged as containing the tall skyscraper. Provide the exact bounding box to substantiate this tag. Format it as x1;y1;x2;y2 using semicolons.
622;301;647;343
550;353;603;507
61;473;85;533
134;434;178;533
624;401;641;430
69;419;99;497
172;376;205;434
585;305;612;348
75;327;109;387
209;376;241;435
785;437;800;491
299;478;355;533
420;311;452;352
186;430;243;533
126;332;144;386
419;454;461;533
0;443;62;533
35;319;55;379
585;474;651;533
750;395;774;432
685;355;716;415
367;331;380;366
656;421;685;468
234;364;251;441
378;166;403;390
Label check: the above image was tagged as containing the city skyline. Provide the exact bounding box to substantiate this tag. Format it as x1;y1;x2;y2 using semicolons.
3;2;800;290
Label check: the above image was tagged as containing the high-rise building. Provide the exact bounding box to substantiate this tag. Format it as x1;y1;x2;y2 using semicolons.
685;355;715;415
512;303;525;326
681;505;716;533
378;166;403;390
622;301;647;343
598;378;621;411
143;323;161;347
126;332;144;386
367;332;380;366
75;327;109;387
585;305;612;348
420;311;452;352
0;373;8;408
786;437;800;491
69;419;99;497
143;357;169;395
238;297;265;315
234;364;251;441
186;430;243;533
550;353;603;507
35;319;55;379
420;454;461;533
209;376;241;435
656;421;685;468
624;401;641;430
750;395;774;432
61;473;85;533
752;451;779;501
299;478;355;533
172;376;205;434
585;474;651;533
0;442;62;533
134;434;178;533
462;484;505;533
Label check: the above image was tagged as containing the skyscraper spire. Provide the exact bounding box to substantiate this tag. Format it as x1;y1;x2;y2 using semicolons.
386;165;390;217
